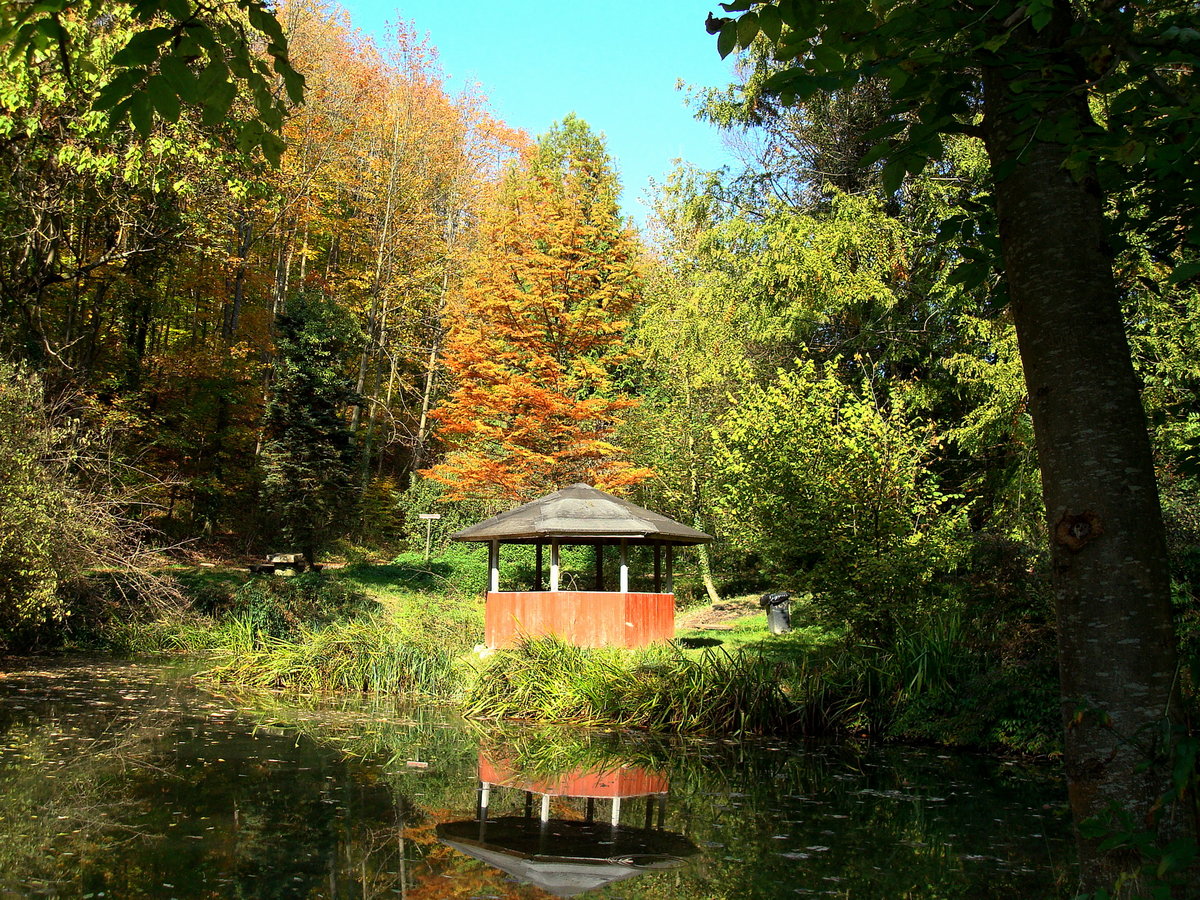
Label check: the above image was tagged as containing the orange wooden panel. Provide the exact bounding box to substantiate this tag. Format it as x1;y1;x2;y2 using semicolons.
479;754;669;798
485;591;674;649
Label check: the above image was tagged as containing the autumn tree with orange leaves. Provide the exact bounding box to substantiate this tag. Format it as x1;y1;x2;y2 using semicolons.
426;116;650;503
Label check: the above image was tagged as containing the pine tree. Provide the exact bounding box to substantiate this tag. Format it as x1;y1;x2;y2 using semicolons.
425;116;650;502
260;288;360;562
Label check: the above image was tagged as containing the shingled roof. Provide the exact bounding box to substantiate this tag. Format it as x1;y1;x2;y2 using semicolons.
450;483;712;545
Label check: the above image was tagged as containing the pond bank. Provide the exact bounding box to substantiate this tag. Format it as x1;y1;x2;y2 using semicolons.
0;658;1077;898
62;557;1062;756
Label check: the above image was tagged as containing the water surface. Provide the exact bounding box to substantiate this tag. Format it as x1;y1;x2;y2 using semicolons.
0;659;1074;898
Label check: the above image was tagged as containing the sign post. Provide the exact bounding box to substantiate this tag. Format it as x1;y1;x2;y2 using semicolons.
418;513;441;562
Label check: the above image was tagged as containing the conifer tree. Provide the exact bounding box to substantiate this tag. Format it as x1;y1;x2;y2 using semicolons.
426;116;650;502
260;288;360;562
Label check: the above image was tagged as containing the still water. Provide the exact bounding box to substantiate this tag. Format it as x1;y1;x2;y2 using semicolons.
0;659;1074;898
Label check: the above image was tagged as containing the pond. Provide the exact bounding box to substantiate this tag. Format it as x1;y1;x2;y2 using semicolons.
0;659;1074;898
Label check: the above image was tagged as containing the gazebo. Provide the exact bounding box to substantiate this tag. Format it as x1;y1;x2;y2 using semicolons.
451;483;712;649
436;753;695;897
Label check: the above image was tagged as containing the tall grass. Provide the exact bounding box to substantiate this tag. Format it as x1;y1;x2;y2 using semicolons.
464;636;803;735
461;612;1033;746
204;614;465;696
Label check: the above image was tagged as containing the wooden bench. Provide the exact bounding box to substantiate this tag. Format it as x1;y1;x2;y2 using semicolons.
249;553;323;575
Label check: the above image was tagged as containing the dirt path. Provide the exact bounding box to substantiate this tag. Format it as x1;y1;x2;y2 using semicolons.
675;595;761;630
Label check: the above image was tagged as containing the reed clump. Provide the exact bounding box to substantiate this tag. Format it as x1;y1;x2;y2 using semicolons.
461;612;1056;751
204;613;465;696
464;636;806;735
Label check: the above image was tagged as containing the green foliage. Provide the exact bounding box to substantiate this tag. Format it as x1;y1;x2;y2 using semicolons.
1075;727;1200;898
462;622;1059;753
393;474;499;558
200;572;483;695
711;0;1199;271
0;360;165;648
209;572;375;641
1;0;304;163
941;315;1043;541
713;360;965;639
260;288;361;563
203;614;466;696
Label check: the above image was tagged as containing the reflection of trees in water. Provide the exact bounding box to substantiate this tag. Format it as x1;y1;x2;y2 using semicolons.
216;697;1074;898
0;664;448;897
0;665;197;892
0;664;1073;898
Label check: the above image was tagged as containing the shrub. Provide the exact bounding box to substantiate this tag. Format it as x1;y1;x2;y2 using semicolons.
0;361;172;649
713;361;967;641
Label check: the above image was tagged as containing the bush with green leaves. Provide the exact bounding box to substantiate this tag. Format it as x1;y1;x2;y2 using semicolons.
0;361;163;648
713;361;966;641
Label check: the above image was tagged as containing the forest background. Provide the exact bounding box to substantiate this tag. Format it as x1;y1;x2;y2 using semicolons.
2;0;1199;677
0;0;1196;681
2;0;1200;891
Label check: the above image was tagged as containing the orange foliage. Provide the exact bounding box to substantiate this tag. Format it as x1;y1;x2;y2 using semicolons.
425;134;652;503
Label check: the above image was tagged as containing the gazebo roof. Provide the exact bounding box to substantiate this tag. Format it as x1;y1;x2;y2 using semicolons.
450;483;712;545
437;818;696;897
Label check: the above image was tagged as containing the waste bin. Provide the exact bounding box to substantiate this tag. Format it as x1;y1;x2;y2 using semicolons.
759;591;792;634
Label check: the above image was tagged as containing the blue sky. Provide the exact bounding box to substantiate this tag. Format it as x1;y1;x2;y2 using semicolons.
342;0;742;224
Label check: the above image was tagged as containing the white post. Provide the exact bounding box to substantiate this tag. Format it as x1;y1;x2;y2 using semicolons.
610;796;622;827
540;793;551;824
665;545;674;594
549;539;560;592
489;540;500;593
618;538;629;593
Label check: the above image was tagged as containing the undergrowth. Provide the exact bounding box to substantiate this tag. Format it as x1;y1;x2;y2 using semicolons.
463;619;1062;753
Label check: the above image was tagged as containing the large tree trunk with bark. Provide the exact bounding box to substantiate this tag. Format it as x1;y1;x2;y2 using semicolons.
983;37;1193;890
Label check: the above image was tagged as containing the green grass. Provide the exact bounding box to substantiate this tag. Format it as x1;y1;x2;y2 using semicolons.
89;559;1060;752
463;635;802;734
98;553;486;697
461;604;1060;752
203;613;470;696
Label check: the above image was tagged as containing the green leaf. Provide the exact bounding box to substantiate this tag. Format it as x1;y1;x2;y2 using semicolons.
200;75;237;125
130;91;153;137
860;140;893;167
811;42;844;73
777;0;803;29
717;20;739;58
159;52;199;102
246;2;286;44
146;74;181;122
1169;261;1200;284
260;130;285;167
161;0;192;19
758;4;783;42
864;119;905;143
881;157;906;195
91;68;141;112
275;57;305;104
110;26;173;68
737;11;760;48
197;57;228;94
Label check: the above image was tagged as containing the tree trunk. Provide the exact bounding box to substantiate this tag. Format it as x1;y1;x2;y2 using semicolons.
983;50;1193;890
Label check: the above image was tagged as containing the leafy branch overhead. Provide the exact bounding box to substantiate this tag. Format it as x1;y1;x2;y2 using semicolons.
1;0;304;164
707;0;1200;267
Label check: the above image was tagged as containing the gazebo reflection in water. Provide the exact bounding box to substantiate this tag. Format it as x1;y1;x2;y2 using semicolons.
452;483;713;650
436;752;698;897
